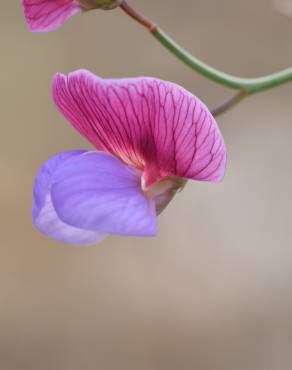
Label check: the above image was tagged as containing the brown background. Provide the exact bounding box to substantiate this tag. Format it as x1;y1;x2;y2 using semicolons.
1;1;292;369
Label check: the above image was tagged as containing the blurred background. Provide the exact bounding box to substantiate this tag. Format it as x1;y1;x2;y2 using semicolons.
1;1;292;369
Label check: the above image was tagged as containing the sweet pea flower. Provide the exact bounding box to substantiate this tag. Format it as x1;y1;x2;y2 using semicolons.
22;0;123;32
33;70;226;245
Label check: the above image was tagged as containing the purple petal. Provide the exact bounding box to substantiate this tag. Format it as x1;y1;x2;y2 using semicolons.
33;151;106;245
22;0;81;33
53;70;227;187
50;151;157;237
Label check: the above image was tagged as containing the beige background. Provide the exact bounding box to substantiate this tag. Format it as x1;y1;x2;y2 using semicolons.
1;1;292;369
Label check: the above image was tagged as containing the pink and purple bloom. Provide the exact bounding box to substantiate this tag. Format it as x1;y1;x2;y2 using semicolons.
33;70;226;245
22;0;123;32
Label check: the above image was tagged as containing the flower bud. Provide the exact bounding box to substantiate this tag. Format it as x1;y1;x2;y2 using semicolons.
78;0;124;10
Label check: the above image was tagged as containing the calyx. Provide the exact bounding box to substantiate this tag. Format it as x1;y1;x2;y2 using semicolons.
78;0;124;10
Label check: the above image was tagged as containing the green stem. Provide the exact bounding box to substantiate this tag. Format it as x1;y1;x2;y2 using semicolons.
120;1;292;94
153;28;292;93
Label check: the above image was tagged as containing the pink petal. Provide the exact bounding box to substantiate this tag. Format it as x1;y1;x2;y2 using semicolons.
53;70;227;187
22;0;81;32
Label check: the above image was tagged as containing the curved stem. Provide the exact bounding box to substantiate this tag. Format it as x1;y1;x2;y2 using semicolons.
120;1;292;94
211;90;247;117
120;1;156;31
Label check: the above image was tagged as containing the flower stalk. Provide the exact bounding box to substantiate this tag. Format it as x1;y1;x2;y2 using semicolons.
120;1;292;97
119;1;156;31
211;90;247;117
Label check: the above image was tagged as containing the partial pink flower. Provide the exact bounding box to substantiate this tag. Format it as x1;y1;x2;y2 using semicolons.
33;70;227;245
22;0;81;32
22;0;123;32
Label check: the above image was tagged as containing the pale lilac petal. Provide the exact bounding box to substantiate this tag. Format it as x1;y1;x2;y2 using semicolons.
53;70;227;187
22;0;81;32
33;151;106;245
50;151;157;236
35;192;106;245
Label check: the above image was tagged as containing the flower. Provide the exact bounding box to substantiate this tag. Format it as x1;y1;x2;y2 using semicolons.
22;0;123;32
33;70;227;245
